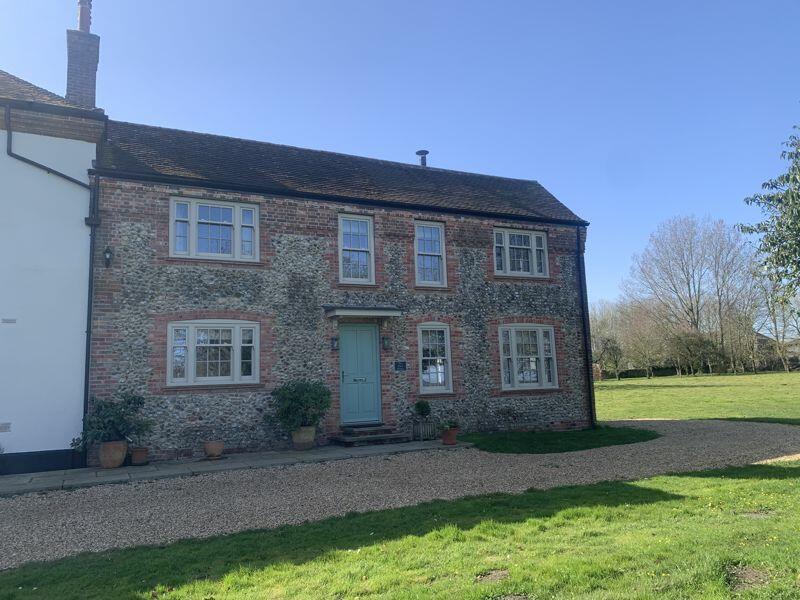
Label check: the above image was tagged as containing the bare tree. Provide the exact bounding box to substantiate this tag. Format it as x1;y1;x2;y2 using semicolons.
627;216;711;332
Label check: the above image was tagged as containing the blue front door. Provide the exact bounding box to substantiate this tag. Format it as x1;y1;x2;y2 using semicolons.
339;324;381;424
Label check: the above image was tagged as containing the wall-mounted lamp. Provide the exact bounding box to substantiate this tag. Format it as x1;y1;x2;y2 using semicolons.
381;336;391;351
330;337;339;351
103;246;114;267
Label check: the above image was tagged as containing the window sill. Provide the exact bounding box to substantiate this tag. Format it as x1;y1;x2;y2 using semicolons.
417;391;458;398
162;256;264;268
160;383;266;394
496;387;562;396
336;282;379;289
493;273;550;281
413;285;453;292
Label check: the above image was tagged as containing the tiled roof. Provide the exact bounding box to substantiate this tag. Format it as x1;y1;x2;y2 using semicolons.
98;120;587;225
0;69;83;109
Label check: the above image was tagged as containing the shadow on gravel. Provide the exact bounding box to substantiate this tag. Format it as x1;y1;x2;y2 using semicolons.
0;480;683;599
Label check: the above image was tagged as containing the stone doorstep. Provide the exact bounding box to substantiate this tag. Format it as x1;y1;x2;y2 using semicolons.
0;441;471;497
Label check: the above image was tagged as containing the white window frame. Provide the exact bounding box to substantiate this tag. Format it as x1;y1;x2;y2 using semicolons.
414;220;447;287
167;319;259;386
169;197;259;262
493;228;548;277
417;322;453;394
499;324;558;390
338;214;375;284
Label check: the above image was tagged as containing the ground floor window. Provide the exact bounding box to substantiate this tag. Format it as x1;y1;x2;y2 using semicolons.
499;324;557;390
418;322;453;393
167;320;259;386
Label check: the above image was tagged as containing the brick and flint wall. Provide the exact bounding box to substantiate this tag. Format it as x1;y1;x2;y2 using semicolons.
89;178;592;459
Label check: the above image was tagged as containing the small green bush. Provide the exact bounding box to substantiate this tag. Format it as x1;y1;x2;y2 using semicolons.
414;400;431;418
71;393;153;450
273;381;332;432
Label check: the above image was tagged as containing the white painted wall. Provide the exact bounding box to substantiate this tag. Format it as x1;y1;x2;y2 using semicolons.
0;129;95;453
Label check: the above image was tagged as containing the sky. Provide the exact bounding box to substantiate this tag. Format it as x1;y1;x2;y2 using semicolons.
2;0;799;302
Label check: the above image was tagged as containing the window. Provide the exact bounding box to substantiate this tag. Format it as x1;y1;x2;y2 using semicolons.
417;323;453;393
499;324;557;390
414;221;447;286
170;198;258;262
338;214;375;284
493;228;548;277
167;320;259;386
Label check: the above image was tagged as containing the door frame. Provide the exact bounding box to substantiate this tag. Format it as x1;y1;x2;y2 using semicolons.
338;322;382;425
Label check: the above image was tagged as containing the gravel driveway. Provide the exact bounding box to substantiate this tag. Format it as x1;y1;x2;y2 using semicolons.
4;419;800;570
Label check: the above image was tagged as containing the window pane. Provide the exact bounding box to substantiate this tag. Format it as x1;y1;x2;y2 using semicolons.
173;327;187;345
495;245;504;272
342;219;369;249
416;225;441;254
417;254;442;283
241;226;254;257
342;249;370;279
536;248;545;274
175;221;188;252
241;208;254;225
509;247;531;273
241;328;254;345
198;205;210;221
172;346;186;379
509;233;531;247
175;202;189;219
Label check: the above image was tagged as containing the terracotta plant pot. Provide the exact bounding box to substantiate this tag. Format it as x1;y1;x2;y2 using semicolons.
204;440;224;459
98;440;128;469
130;447;149;466
441;427;458;446
291;426;316;450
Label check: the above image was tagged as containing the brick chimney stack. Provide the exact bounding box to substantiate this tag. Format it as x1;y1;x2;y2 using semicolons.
66;0;100;107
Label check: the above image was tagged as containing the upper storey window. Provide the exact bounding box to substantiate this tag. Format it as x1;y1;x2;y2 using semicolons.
338;214;375;284
493;228;548;277
414;221;447;287
170;198;259;262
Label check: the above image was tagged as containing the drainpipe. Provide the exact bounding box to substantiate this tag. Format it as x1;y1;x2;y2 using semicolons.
575;225;597;428
3;104;90;189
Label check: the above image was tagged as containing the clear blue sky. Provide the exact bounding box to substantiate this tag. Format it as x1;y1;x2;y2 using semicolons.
3;1;799;302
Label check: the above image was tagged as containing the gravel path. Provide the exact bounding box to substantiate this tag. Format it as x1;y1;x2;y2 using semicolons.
4;419;800;571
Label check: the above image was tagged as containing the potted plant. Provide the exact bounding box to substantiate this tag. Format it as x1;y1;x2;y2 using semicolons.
203;440;224;459
129;445;149;466
412;400;436;441
71;393;153;469
272;380;331;450
441;420;459;446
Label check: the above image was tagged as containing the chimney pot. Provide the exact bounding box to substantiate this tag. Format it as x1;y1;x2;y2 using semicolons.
78;0;92;32
415;149;429;167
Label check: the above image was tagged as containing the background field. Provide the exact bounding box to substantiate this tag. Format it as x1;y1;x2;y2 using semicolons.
596;372;800;425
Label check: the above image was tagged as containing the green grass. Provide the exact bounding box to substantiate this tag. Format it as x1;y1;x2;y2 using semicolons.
461;425;659;454
5;462;800;598
596;371;800;424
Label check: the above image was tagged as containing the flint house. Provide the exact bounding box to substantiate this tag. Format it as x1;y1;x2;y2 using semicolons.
1;1;595;468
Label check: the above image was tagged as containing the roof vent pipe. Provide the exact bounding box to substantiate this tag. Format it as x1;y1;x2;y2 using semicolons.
415;149;429;167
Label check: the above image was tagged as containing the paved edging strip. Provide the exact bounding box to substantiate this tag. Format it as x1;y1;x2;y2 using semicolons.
0;441;472;497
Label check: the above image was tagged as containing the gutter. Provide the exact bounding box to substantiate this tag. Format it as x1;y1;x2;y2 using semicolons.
89;167;591;228
575;225;597;428
3;104;90;189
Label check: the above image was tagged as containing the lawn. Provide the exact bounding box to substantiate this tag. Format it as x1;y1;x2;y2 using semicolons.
596;371;800;424
461;425;659;454
4;461;800;598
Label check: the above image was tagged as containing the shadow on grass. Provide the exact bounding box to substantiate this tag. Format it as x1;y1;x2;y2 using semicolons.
0;480;684;599
597;383;737;391
680;463;800;481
